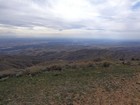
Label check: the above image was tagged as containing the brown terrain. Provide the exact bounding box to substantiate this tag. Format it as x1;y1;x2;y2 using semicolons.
0;38;140;105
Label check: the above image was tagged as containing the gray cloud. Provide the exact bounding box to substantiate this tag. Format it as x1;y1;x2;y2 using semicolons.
0;0;140;39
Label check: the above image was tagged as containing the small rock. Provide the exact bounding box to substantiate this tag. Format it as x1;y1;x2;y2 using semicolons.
136;81;140;85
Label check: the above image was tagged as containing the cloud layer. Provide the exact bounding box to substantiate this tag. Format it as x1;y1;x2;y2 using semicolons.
0;0;140;39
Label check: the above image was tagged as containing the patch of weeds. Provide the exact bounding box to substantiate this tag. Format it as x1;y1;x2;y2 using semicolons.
104;82;120;92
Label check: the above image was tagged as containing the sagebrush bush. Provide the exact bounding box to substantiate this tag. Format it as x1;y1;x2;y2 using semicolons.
122;61;131;65
102;62;111;67
46;65;62;71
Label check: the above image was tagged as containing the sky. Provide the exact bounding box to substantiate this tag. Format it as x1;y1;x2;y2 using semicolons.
0;0;140;40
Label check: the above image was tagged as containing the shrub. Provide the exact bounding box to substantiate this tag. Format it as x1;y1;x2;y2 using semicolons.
102;62;111;67
131;58;139;61
122;61;131;65
131;58;135;61
87;63;95;67
46;65;62;71
136;58;139;61
94;58;102;62
119;58;124;61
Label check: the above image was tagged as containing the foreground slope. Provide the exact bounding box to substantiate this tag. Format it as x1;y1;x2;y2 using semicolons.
0;64;140;105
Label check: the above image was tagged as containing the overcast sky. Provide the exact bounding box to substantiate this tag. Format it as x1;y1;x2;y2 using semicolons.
0;0;140;40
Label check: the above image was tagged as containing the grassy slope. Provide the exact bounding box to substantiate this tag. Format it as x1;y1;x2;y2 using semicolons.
0;65;140;105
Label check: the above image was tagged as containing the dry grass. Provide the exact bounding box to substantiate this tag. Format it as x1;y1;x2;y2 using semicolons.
0;63;140;105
